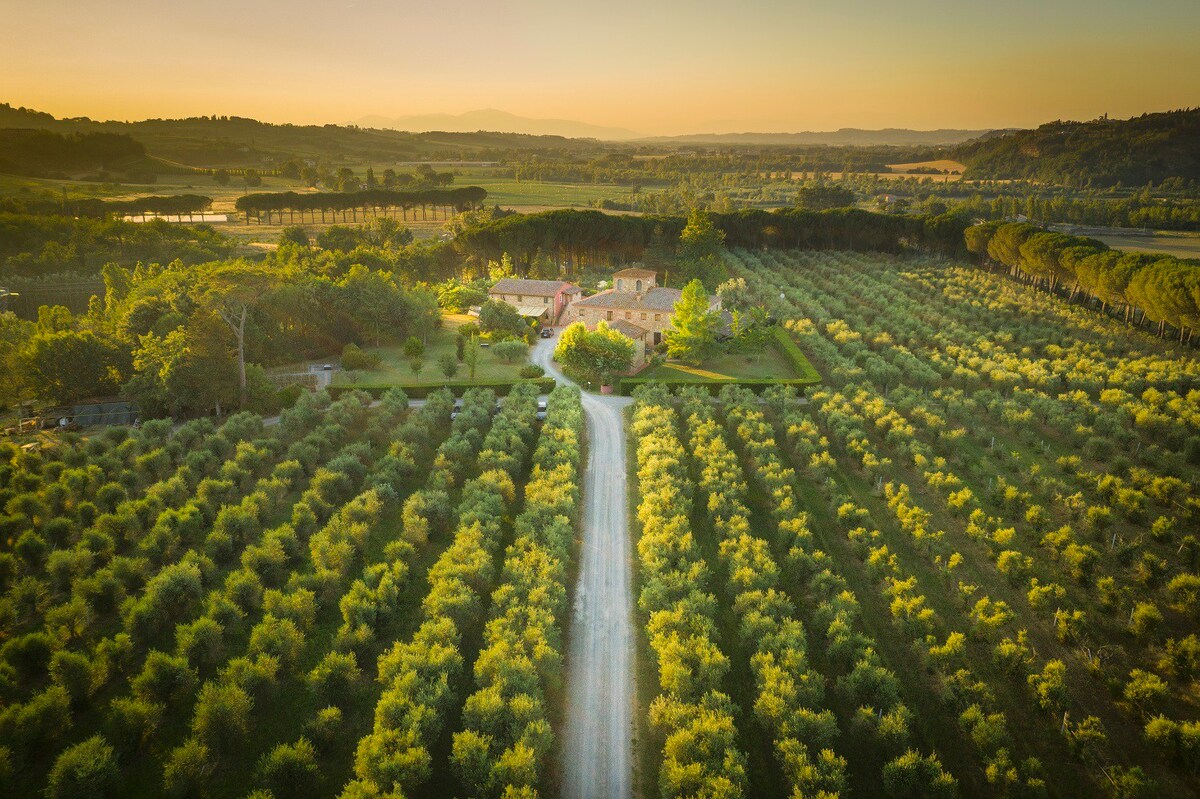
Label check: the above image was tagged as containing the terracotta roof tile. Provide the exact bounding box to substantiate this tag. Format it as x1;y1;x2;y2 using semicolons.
488;278;575;296
574;286;684;311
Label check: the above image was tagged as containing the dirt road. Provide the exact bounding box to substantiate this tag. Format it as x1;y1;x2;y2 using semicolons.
531;335;635;799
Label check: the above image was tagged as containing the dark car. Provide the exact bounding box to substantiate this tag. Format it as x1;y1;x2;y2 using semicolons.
540;327;553;339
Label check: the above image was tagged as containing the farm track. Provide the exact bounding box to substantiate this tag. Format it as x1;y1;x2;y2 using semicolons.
532;335;636;799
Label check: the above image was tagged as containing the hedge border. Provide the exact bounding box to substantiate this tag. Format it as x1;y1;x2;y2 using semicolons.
328;377;556;399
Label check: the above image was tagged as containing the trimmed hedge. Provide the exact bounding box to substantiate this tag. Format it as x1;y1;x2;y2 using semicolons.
328;378;556;400
770;325;822;383
617;377;816;396
618;327;821;396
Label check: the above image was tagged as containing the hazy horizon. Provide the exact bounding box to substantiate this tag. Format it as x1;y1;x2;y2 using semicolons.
3;0;1199;136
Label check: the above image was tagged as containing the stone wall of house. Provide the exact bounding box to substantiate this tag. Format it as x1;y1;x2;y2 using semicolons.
577;305;672;336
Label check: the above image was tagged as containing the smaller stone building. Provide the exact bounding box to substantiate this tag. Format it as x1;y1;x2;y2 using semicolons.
607;319;648;364
487;278;581;325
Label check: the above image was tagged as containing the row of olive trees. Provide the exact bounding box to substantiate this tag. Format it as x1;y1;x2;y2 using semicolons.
347;386;543;796
724;386;952;791
631;385;749;798
451;385;584;797
677;388;852;796
756;256;1149;793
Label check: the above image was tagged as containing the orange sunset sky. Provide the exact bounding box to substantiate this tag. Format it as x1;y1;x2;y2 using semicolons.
3;0;1198;134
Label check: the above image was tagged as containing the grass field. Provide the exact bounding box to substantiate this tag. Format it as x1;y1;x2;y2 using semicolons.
1085;230;1200;259
332;313;532;385
886;159;967;174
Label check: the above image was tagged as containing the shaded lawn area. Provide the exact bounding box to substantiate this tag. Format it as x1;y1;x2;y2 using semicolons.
638;344;803;382
333;313;532;385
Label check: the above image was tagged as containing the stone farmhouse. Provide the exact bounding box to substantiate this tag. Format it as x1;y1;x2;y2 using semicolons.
486;278;581;325
572;268;721;356
486;267;721;364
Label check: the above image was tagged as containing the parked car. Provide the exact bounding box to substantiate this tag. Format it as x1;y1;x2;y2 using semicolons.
540;327;553;339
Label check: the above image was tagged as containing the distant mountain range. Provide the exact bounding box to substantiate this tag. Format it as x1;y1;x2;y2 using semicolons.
356;109;644;141
357;109;1000;146
645;128;1004;147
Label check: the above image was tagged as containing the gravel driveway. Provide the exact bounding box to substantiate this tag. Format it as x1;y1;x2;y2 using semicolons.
532;334;635;799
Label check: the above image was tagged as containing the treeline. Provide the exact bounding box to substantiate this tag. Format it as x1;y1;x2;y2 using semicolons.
234;187;488;225
947;191;1200;232
966;221;1200;342
0;129;148;178
1;194;215;220
0;213;232;281
453;207;967;272
954;108;1200;187
506;145;938;186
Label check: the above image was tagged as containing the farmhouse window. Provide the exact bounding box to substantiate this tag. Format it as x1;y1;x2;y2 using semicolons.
607;311;613;321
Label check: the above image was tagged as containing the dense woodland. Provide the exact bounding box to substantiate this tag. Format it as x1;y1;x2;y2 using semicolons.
954;109;1200;187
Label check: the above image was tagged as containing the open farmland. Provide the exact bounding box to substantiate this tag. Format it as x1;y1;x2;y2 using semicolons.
658;249;1198;797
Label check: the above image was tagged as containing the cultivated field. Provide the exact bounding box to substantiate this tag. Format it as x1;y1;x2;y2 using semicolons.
1084;231;1200;260
0;384;586;798
652;248;1199;797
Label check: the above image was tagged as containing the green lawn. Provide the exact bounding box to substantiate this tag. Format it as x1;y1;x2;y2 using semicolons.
638;343;802;383
332;314;531;386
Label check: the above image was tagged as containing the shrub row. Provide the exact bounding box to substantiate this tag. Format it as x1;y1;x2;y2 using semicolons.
329;378;556;400
346;386;543;796
631;385;748;798
452;384;584;797
678;388;848;796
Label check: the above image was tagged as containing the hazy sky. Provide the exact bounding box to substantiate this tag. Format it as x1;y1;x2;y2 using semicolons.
3;0;1198;134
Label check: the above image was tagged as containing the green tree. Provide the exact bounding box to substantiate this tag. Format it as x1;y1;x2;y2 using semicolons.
280;226;310;247
257;738;320;798
192;681;252;753
679;208;725;262
46;735;119;799
20;330;127;403
464;334;480;380
553;321;634;382
199;263;277;409
478;299;528;341
404;335;426;379
493;338;527;364
438;353;459;379
881;749;957;799
666;279;718;365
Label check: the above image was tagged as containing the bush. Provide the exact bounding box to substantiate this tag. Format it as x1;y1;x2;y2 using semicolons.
46;735;119;799
493;339;528;364
519;364;545;379
342;343;381;372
